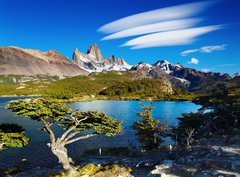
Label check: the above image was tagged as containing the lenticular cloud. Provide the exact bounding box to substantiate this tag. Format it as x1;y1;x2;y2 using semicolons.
98;1;223;49
98;1;211;34
101;18;202;40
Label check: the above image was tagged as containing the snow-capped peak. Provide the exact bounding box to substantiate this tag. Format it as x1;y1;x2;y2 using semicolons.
153;60;182;74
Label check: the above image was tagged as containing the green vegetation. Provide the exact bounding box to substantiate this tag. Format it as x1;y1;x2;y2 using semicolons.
99;78;171;99
78;164;132;177
0;123;29;151
6;98;122;175
41;164;132;177
0;72;196;101
0;75;58;96
44;72;136;99
99;77;196;101
133;103;165;150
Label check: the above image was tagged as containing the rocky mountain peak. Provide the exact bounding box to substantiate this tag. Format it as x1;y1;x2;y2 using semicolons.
74;48;79;53
153;60;182;74
87;43;103;61
72;43;131;72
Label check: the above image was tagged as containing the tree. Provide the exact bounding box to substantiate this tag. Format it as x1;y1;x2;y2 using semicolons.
133;102;165;150
6;98;122;175
0;123;29;151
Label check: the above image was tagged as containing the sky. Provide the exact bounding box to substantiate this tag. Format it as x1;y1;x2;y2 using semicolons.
1;0;240;74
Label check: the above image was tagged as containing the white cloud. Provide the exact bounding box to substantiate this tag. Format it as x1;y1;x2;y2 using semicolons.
130;39;194;49
101;18;201;40
188;58;199;64
98;1;211;33
98;1;224;50
201;45;227;53
181;49;199;56
181;44;227;56
122;25;222;49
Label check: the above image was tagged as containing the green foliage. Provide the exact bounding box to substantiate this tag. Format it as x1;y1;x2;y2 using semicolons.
44;72;135;99
7;98;122;136
65;111;123;136
78;164;132;177
6;98;72;121
133;103;165;150
79;163;101;176
99;78;171;99
0;123;29;149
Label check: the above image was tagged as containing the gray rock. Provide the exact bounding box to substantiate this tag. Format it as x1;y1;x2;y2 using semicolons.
155;160;174;170
150;160;174;175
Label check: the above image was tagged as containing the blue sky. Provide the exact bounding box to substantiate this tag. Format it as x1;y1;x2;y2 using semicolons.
1;0;240;74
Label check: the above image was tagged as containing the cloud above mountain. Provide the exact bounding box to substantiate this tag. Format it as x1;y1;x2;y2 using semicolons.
122;26;222;49
188;58;199;65
181;44;227;56
98;1;224;49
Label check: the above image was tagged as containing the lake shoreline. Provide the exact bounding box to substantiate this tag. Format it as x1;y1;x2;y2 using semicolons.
0;95;197;103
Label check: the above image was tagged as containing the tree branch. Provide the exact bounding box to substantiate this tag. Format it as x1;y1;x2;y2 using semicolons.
59;125;76;142
41;118;56;143
70;113;89;124
64;131;80;142
0;143;5;151
65;133;97;145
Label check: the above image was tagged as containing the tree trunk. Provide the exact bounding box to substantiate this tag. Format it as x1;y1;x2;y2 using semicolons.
51;142;76;175
0;143;5;151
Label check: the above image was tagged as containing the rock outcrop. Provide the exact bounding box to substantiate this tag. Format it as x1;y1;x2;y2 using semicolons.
73;43;132;72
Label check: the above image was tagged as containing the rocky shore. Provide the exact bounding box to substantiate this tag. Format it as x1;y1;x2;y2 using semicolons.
6;136;239;177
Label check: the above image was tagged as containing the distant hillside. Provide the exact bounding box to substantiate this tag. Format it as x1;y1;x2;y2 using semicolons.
0;47;88;78
0;72;196;101
99;78;172;98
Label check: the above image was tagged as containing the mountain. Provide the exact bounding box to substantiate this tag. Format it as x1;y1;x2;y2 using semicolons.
0;46;88;78
233;72;240;78
132;60;232;92
0;44;235;93
73;43;132;72
153;60;183;74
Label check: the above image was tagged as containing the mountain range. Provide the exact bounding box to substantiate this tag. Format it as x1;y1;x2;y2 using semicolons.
0;43;238;92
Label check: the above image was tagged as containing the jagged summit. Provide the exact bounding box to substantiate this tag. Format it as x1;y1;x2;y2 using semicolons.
153;60;183;74
72;43;132;72
86;43;103;61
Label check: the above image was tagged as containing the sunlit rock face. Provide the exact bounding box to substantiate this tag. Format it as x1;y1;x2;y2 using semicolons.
0;46;88;78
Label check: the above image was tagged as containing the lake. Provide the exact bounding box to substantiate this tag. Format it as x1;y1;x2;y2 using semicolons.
0;97;201;169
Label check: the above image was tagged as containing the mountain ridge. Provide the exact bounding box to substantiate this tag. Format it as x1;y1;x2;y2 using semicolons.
0;44;237;93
